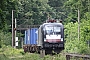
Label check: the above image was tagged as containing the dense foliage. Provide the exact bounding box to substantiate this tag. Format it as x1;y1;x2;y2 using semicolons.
64;21;90;54
0;0;90;54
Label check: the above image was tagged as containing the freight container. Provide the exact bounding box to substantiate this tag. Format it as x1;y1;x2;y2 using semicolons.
23;28;38;52
24;28;38;45
30;28;38;44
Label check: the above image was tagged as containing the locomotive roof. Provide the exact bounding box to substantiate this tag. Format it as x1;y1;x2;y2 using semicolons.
39;23;63;28
42;23;63;26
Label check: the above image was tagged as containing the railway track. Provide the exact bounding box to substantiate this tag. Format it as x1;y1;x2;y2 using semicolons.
39;51;90;60
1;52;90;60
66;53;90;60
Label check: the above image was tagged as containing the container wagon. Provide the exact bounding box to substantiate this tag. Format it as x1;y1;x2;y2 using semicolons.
23;28;39;53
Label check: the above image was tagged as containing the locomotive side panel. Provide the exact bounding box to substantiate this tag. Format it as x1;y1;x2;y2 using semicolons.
37;25;43;47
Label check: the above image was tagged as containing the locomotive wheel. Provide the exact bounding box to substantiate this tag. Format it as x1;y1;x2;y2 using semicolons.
40;49;45;58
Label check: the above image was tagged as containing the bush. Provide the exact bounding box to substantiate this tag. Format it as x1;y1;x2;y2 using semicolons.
0;31;12;47
0;45;24;56
0;45;66;60
64;21;90;54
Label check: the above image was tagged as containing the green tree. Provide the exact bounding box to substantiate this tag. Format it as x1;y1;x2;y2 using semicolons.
0;0;7;30
64;0;90;23
17;0;55;25
0;0;18;31
0;31;12;48
64;20;90;54
80;17;90;42
48;0;66;20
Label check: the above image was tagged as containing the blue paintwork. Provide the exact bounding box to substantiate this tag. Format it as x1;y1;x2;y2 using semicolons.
24;28;38;44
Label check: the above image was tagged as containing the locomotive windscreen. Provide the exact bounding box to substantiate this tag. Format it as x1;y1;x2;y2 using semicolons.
43;25;61;35
43;24;62;43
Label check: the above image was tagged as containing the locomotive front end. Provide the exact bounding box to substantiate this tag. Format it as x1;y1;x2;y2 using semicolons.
43;24;64;50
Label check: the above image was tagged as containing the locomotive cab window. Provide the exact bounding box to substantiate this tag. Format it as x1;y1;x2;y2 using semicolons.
54;26;61;34
43;25;61;35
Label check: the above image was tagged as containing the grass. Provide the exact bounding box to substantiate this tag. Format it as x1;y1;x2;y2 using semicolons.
0;53;66;60
1;45;89;60
0;46;66;60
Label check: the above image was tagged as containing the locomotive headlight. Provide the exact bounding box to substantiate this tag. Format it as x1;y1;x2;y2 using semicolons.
61;38;63;41
44;38;46;42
